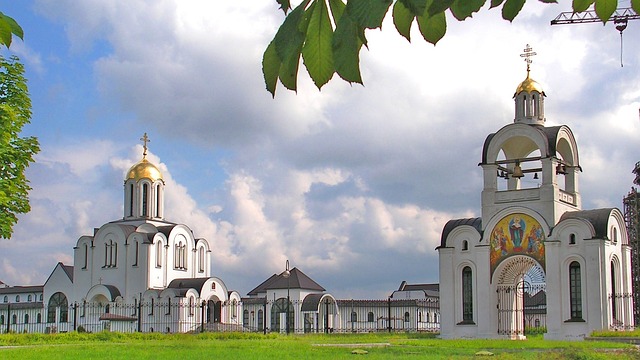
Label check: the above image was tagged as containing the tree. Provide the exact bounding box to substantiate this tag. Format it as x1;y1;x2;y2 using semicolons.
263;0;640;96
0;55;39;239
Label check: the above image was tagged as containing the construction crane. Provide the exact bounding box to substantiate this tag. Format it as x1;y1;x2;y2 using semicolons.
551;7;639;66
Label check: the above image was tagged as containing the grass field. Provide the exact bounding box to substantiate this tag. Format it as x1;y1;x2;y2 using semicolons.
1;332;638;359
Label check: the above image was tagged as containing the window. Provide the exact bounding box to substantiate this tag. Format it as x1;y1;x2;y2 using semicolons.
569;261;582;320
24;314;29;324
189;297;194;316
174;241;187;270
129;183;134;216
47;292;69;323
156;184;161;218
149;298;155;316
232;300;238;318
462;240;468;251
569;233;576;245
0;315;3;325
82;243;88;269
257;309;264;331
351;311;357;322
3;296;7;303
166;297;171;315
142;184;149;217
37;313;42;323
367;312;374;322
11;314;16;324
15;295;20;302
243;309;250;326
104;240;117;267
418;312;422;322
198;247;205;273
612;227;618;243
28;295;32;302
611;260;619;321
404;312;410;322
133;240;139;267
156;241;163;268
462;266;474;323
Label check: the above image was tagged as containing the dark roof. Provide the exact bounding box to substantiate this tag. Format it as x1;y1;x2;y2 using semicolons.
559;208;615;239
247;268;325;296
301;293;327;312
397;281;439;292
62;265;74;282
439;217;482;248
0;285;43;295
524;290;546;308
167;278;210;296
104;285;122;301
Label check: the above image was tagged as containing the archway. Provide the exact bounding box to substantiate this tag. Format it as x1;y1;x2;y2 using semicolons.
494;255;546;339
207;298;221;323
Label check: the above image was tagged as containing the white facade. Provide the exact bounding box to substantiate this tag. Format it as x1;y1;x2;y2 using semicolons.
438;60;634;340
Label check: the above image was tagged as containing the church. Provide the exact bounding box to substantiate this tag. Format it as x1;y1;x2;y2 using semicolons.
1;135;241;333
437;46;634;340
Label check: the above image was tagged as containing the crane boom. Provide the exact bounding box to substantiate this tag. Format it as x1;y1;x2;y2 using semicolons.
551;7;639;25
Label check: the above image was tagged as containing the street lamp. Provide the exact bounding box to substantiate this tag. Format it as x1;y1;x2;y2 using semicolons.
282;259;291;334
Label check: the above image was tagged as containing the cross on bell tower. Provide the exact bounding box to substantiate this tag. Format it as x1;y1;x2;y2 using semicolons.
520;44;537;74
140;133;150;159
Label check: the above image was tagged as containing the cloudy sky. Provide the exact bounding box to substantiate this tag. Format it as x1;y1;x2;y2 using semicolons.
0;1;638;299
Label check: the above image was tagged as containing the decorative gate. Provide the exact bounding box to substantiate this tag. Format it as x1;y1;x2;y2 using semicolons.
497;281;546;337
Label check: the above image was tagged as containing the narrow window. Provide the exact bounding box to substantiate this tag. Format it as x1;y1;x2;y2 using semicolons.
611;261;618;321
462;266;474;322
133;241;139;267
104;242;109;267
156;184;161;218
166;297;171;315
142;184;149;217
11;314;17;324
82;243;88;269
462;240;468;251
569;233;576;245
367;312;374;322
15;295;20;302
28;294;32;302
37;313;42;323
113;241;118;267
149;298;155;316
24;314;29;324
129;183;134;216
2;296;6;303
351;311;357;322
569;261;582;320
0;315;3;325
199;247;205;273
189;297;194;316
404;312;410;322
156;241;163;267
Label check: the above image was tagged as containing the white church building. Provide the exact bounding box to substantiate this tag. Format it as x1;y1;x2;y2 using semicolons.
437;46;634;340
2;135;241;333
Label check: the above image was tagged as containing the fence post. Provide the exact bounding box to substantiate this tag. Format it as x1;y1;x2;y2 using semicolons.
263;298;267;335
201;301;205;333
387;297;392;333
73;303;78;331
137;298;142;332
324;298;329;334
6;303;10;334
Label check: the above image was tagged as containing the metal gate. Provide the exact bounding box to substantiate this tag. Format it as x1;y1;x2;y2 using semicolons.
497;281;546;337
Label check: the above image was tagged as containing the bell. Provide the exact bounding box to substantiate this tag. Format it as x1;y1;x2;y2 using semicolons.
512;161;524;178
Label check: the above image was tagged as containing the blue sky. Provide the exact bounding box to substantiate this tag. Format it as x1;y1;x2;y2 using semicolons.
0;1;639;299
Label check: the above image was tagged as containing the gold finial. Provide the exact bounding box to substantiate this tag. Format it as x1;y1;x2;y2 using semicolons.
140;133;150;159
519;44;537;76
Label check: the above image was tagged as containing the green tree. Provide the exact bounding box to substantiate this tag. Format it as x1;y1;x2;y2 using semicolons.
0;55;39;239
263;0;640;96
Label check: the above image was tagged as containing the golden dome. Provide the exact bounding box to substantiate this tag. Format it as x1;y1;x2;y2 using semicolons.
126;158;163;182
515;73;544;94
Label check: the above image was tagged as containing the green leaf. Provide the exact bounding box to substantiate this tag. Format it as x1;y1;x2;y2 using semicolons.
594;0;617;23
393;1;415;41
262;40;281;97
277;0;292;14
328;0;347;24
346;0;394;29
332;13;364;83
428;0;454;16
417;10;447;44
502;0;526;22
0;16;12;48
450;0;486;20
490;0;505;8
273;0;312;91
633;0;640;15
398;0;429;16
302;0;335;89
572;0;594;12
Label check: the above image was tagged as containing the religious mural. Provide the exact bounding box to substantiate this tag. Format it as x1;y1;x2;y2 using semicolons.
490;213;545;279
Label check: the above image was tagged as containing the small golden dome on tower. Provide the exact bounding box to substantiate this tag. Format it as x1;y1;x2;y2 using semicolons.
125;132;163;182
515;73;544;94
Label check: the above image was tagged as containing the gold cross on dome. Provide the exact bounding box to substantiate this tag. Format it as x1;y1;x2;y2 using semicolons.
140;133;150;158
520;44;537;73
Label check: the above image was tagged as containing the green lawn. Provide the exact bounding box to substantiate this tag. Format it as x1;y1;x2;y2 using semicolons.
0;332;638;359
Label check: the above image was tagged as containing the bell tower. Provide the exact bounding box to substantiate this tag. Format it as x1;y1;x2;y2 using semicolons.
479;45;581;229
123;133;165;220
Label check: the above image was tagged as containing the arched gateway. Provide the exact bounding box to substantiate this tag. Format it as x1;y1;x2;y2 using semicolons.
437;46;633;340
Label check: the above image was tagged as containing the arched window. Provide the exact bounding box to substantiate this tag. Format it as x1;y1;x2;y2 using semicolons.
404;312;410;322
82;243;88;269
37;313;42;323
15;295;20;302
24;313;29;324
569;261;582;320
198;247;205;273
129;183;134;216
367;312;374;322
232;300;238;318
11;314;16;324
611;260;619;321
189;297;194;316
47;292;69;323
3;296;7;303
612;227;618;243
270;298;293;332
28;294;32;302
156;184;161;218
350;311;357;322
156;241;163;267
142;183;149;217
0;315;4;325
133;240;139;267
257;309;264;331
569;233;576;245
462;266;474;323
243;309;250;327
